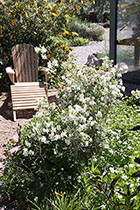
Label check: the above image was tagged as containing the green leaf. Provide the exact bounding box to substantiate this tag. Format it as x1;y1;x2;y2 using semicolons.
91;163;96;173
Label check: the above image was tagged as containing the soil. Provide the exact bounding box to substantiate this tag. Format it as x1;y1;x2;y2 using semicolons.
0;89;36;159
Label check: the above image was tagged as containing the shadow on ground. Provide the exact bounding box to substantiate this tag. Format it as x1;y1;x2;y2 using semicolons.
0;91;37;122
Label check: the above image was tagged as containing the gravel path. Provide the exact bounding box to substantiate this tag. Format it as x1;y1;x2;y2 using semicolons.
71;28;109;66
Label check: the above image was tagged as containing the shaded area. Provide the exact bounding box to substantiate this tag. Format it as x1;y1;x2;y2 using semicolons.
122;69;140;85
0;200;20;210
0;93;36;121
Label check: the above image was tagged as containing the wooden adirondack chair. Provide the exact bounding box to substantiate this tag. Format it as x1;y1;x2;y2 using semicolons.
6;43;49;121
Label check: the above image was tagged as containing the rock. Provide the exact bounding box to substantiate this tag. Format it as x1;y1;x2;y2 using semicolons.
86;53;103;67
0;149;6;160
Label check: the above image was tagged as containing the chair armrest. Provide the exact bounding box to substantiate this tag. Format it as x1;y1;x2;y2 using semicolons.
6;67;15;84
6;67;15;74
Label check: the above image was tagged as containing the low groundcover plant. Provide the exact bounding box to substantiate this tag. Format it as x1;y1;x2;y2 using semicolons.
1;57;140;209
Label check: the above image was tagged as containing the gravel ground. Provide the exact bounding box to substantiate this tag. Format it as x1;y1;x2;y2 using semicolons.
71;28;109;67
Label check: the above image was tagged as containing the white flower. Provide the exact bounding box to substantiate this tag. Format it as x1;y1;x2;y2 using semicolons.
41;54;47;59
75;104;81;112
96;111;102;119
117;73;122;78
56;125;61;131
54;135;60;140
65;139;70;145
89;100;95;106
104;143;109;149
122;175;127;180
35;47;41;53
40;136;47;143
53;149;57;154
118;194;123;199
28;150;34;155
90;120;96;126
52;59;58;67
101;204;106;209
23;148;28;156
62;75;65;80
130;183;134;188
85;141;89;147
129;163;134;168
110;167;115;173
41;46;47;54
61;131;67;138
25;141;31;147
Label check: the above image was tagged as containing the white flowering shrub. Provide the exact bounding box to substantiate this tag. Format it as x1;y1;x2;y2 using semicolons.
3;57;140;208
126;89;140;106
35;45;69;87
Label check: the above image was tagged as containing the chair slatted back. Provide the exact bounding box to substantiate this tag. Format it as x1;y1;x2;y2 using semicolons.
12;44;39;82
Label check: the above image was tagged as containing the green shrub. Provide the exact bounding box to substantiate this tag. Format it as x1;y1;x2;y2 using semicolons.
29;156;140;209
71;37;89;46
1;57;130;208
80;96;140;209
88;23;105;40
67;18;105;41
3;58;140;209
82;157;140;210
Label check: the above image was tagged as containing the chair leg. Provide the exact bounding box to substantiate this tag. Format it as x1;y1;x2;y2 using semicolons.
13;111;16;121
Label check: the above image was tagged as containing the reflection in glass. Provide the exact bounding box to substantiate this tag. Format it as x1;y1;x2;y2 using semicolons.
117;0;140;73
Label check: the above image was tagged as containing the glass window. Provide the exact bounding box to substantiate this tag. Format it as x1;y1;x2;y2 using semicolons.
117;0;140;72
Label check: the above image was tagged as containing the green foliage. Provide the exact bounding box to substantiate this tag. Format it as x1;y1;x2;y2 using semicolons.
67;18;105;41
94;0;110;22
82;158;140;210
71;37;89;46
29;190;94;210
117;46;134;67
126;90;140;106
80;97;140;209
80;0;110;22
1;58;140;209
